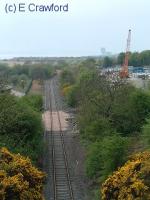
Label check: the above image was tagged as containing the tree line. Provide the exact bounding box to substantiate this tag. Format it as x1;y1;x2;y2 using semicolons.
0;93;45;199
0;63;54;199
103;50;150;68
0;63;54;92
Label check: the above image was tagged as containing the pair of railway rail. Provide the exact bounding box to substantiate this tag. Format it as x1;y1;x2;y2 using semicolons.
44;79;74;200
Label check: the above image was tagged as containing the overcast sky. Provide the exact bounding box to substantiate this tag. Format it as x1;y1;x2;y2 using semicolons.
0;0;149;58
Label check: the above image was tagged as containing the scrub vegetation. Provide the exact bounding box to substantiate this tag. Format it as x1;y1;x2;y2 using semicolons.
0;63;54;93
0;63;54;199
0;93;43;163
1;53;150;199
0;148;45;200
60;57;150;199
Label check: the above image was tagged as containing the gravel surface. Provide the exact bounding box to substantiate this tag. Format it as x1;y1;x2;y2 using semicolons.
53;77;90;200
43;77;90;200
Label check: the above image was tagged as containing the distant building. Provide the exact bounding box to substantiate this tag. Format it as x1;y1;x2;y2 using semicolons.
0;85;12;93
101;48;106;56
128;66;145;74
101;48;112;57
0;85;25;97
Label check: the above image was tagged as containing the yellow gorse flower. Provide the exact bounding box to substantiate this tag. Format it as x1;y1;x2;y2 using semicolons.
101;151;150;200
0;148;46;200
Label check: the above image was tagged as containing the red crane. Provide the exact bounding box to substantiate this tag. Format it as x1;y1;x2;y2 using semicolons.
120;29;131;78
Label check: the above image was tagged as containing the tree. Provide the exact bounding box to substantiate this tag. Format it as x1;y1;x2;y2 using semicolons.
60;69;75;86
140;50;150;66
0;94;41;139
0;65;8;92
111;89;150;135
101;151;150;200
129;52;141;66
76;69;147;136
100;135;129;178
86;135;128;180
62;84;78;107
103;56;113;68
86;141;102;179
31;66;46;80
142;118;150;147
0;78;7;92
0;94;43;161
0;148;45;200
20;94;43;112
117;52;125;65
80;58;96;69
84;118;113;142
10;75;19;86
117;50;150;67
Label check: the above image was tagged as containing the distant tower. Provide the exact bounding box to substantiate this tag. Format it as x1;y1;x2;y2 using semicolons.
101;48;106;56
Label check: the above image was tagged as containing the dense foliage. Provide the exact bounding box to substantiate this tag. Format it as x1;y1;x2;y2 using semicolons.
0;62;47;199
0;148;45;200
0;63;54;93
101;151;150;200
102;50;150;68
60;60;150;199
86;135;128;180
0;94;43;162
0;65;9;91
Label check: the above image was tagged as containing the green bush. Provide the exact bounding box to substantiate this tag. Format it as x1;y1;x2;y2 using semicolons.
84;118;114;142
142;118;150;147
111;90;150;135
86;135;129;180
0;94;43;162
66;85;78;107
20;94;43;112
100;135;129;178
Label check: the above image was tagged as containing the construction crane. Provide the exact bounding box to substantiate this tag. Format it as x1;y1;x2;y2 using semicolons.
120;29;131;78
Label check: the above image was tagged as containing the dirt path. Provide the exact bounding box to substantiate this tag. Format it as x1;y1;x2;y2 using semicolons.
30;80;42;94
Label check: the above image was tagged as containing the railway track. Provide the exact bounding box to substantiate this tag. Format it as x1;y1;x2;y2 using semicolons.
44;79;74;200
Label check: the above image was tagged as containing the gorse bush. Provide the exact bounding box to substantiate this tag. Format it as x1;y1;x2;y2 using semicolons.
62;84;77;107
101;151;150;200
0;148;45;200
